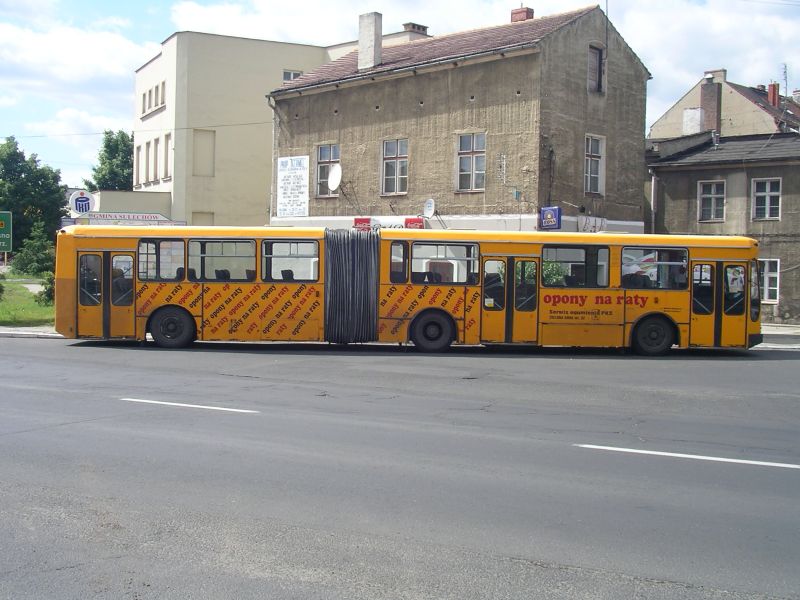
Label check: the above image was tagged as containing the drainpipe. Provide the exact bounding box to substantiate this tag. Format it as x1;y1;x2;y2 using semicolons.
649;168;658;234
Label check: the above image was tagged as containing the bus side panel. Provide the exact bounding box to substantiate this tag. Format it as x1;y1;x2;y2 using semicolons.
136;281;203;336
539;289;624;347
462;286;482;345
624;290;689;348
258;282;324;342
54;232;77;338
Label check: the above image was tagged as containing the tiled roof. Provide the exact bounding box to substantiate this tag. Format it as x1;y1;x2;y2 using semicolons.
650;133;800;167
272;6;597;94
728;82;800;129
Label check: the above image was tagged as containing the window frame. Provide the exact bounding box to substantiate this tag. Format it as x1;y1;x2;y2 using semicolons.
137;239;185;282
283;69;303;81
758;258;779;304
588;45;604;93
382;138;409;195
188;239;256;282
542;245;609;288
584;134;605;194
620;247;688;290
316;143;340;198
389;241;408;284
456;132;486;192
410;242;479;284
697;180;726;222
751;178;781;221
262;239;320;283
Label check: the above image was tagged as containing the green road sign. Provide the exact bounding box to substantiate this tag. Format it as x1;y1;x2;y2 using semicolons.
0;211;12;252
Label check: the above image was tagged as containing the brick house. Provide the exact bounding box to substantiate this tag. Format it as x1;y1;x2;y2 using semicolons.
268;6;649;232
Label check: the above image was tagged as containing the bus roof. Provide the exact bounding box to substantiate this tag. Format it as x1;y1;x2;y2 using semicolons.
58;225;757;249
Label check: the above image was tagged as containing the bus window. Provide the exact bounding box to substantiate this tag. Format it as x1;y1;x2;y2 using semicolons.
692;264;714;315
79;254;101;306
410;243;478;284
542;246;608;287
621;248;687;289
263;240;319;282
724;265;746;316
188;240;255;281
390;241;408;284
111;255;134;306
515;260;537;311
138;240;184;281
483;260;504;310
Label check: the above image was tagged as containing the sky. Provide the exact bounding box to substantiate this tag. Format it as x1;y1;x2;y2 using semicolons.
0;0;798;188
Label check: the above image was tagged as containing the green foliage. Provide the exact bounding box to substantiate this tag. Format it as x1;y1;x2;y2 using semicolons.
83;130;133;192
11;221;55;276
0;137;67;250
35;271;55;306
0;273;4;303
0;279;54;326
542;261;567;286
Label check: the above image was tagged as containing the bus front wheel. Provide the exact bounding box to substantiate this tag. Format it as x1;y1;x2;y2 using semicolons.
150;307;196;349
411;312;454;353
633;316;674;356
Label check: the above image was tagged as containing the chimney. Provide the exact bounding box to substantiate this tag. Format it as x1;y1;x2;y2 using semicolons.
358;12;382;71
703;69;727;83
701;80;721;133
768;82;780;108
756;84;767;92
403;22;428;35
511;7;534;22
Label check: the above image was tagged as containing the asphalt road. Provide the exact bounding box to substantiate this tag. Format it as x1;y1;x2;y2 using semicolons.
1;338;798;599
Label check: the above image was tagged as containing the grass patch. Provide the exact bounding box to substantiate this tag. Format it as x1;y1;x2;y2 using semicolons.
0;279;54;326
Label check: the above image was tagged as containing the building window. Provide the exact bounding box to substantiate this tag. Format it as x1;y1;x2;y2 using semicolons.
154;85;159;106
317;144;340;197
752;178;780;220
584;135;604;194
698;181;725;221
588;46;603;92
145;141;151;183
153;137;159;181
759;258;779;303
135;145;141;186
382;139;408;194
141;93;146;114
161;81;166;105
283;70;302;81
457;133;486;191
148;89;152;110
163;133;171;179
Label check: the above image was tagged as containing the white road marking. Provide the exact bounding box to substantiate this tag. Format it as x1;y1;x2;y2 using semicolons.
120;398;259;414
574;444;800;470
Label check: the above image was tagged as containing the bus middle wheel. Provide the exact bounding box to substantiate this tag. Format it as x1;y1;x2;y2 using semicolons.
411;312;454;353
150;307;196;349
633;316;674;356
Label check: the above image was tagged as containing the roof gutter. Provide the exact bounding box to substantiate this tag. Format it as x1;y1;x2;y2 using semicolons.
269;42;541;100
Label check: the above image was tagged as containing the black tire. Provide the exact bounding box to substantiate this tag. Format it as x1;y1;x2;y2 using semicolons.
150;307;195;349
411;312;454;353
633;316;674;356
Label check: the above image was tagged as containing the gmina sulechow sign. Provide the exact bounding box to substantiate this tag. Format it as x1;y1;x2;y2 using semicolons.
0;211;11;252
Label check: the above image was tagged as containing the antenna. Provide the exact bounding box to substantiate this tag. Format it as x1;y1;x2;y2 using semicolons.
423;198;435;219
328;163;342;192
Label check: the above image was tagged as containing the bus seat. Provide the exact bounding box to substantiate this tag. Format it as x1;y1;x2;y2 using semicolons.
175;267;185;280
245;269;256;281
281;269;294;281
187;268;197;280
215;269;230;280
411;272;426;283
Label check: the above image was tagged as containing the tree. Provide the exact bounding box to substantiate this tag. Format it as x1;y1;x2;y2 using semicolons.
83;130;133;192
11;220;55;276
0;137;67;250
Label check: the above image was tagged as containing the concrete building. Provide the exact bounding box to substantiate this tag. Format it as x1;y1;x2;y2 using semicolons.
268;6;650;232
132;26;430;226
649;69;800;139
648;132;800;323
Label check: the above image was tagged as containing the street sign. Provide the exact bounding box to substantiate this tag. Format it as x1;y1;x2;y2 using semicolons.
0;211;12;252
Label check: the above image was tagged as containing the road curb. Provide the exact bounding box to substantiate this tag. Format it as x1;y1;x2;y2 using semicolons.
0;331;63;339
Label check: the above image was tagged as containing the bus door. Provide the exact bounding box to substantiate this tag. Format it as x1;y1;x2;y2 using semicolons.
690;261;748;348
76;251;135;339
480;257;538;343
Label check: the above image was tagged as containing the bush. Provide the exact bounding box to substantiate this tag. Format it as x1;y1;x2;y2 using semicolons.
35;271;54;306
11;221;55;276
0;273;4;302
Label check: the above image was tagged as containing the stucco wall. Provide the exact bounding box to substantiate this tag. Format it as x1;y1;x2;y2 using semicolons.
655;163;800;322
537;10;647;222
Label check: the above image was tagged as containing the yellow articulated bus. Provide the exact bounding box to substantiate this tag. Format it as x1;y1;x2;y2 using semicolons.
54;225;762;355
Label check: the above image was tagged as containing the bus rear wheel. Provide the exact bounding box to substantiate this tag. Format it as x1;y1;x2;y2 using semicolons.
150;307;195;349
633;316;674;356
411;312;454;353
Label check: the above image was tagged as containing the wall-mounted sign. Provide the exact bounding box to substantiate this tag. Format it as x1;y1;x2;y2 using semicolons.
68;190;96;214
276;155;309;217
353;217;424;230
539;206;561;230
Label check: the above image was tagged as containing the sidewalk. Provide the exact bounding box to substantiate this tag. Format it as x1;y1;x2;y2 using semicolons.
0;324;798;343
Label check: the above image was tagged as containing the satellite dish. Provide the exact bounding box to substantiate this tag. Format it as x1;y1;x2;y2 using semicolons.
423;198;435;219
328;163;342;192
